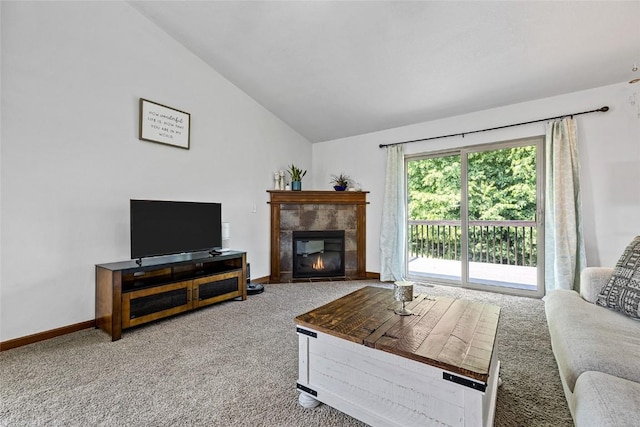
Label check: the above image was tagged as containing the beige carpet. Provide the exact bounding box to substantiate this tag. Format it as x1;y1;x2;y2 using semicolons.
0;280;572;426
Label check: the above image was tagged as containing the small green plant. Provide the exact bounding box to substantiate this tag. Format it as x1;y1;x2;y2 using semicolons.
330;173;351;188
288;164;307;182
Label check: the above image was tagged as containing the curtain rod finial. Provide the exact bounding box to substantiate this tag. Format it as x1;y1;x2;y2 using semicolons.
600;106;610;112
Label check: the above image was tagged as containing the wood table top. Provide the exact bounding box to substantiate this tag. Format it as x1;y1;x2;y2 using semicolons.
295;286;501;382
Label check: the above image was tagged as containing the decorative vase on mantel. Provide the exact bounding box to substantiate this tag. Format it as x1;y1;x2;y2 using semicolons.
330;173;351;192
287;164;306;192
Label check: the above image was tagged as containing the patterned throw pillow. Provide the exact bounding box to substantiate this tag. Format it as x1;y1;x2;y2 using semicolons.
596;236;640;318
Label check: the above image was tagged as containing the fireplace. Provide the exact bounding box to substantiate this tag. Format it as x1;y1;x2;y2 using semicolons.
293;230;345;279
268;190;368;282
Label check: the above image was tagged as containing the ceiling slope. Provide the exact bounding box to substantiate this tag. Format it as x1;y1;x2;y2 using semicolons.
129;1;640;143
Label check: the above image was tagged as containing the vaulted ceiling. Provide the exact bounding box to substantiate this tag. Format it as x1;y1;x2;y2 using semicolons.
129;1;640;143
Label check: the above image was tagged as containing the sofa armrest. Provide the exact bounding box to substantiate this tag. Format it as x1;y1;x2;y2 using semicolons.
580;267;614;303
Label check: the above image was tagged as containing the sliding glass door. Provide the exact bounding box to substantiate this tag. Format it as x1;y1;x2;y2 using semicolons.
406;137;544;296
407;152;463;281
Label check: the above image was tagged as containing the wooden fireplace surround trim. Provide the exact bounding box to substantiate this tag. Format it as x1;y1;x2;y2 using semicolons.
268;190;369;282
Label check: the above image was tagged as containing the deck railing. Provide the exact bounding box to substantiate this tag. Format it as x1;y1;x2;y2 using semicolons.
408;220;537;267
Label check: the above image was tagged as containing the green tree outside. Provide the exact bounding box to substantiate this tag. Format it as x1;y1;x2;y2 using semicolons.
408;146;536;221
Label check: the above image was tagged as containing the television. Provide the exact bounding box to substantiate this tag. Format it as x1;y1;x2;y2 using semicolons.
130;199;222;260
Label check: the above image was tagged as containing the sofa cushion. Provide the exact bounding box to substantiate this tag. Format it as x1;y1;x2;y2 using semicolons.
545;289;640;392
596;236;640;319
574;371;640;427
580;267;614;303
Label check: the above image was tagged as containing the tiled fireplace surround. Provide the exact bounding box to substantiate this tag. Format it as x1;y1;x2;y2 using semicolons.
268;191;368;282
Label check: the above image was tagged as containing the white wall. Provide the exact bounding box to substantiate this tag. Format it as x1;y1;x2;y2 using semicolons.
313;82;640;274
0;2;311;341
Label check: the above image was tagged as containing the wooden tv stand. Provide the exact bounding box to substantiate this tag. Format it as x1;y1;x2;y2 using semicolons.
95;251;247;341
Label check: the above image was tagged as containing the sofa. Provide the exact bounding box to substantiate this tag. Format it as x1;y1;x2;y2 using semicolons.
545;265;640;426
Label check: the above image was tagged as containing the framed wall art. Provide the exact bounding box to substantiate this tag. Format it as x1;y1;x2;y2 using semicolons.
139;98;191;149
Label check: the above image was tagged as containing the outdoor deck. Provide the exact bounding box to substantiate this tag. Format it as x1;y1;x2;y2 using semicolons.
408;256;537;291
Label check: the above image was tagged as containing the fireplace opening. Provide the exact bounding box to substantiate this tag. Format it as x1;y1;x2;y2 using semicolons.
292;230;345;279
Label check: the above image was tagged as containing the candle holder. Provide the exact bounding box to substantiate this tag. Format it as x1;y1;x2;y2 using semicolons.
394;281;414;316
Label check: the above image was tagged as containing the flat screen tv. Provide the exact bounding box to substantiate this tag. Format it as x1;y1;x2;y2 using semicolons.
130;199;222;260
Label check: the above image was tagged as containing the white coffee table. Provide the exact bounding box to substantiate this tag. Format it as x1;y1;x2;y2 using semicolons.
295;286;501;427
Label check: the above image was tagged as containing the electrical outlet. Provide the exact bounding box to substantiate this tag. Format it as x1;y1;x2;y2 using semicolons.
251;203;257;213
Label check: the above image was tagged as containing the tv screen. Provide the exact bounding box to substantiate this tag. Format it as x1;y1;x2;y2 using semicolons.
130;199;222;259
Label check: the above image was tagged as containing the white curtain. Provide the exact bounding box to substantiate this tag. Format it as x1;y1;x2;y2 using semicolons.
380;144;406;282
544;118;586;292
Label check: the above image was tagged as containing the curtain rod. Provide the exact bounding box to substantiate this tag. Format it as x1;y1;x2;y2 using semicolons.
378;106;609;148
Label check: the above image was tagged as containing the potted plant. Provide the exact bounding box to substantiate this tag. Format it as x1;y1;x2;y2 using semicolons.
287;164;307;191
330;173;351;191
